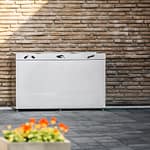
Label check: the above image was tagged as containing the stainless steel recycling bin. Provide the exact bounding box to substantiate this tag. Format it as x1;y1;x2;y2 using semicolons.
16;52;105;109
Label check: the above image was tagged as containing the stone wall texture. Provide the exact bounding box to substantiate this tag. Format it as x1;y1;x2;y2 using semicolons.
0;0;150;106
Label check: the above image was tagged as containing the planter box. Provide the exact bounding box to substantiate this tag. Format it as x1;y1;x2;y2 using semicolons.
0;137;71;150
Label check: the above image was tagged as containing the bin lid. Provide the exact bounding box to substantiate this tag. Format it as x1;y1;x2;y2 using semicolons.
16;52;105;60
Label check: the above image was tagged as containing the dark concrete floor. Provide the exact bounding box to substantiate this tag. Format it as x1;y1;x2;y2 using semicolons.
0;109;150;150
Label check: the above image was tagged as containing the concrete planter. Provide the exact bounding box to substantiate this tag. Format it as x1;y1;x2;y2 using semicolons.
0;137;71;150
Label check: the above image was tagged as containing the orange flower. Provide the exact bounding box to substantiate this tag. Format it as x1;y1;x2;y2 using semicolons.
50;117;57;125
21;123;31;132
53;128;59;134
29;118;36;125
35;124;41;129
58;123;69;133
63;125;69;133
39;118;49;127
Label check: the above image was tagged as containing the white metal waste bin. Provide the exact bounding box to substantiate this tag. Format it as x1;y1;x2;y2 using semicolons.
16;52;105;109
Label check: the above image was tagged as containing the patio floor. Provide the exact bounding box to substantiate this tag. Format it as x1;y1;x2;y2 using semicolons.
0;109;150;150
